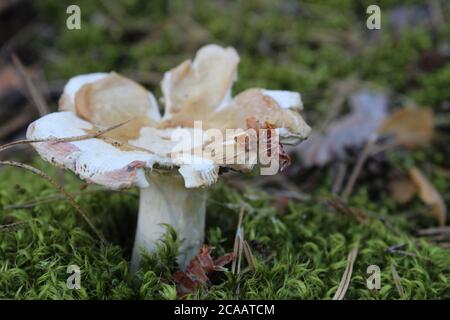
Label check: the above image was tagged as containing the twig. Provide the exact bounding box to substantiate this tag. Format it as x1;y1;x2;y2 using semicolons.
11;54;50;116
254;175;311;201
0;160;106;243
328;196;369;223
369;139;401;156
417;226;450;248
332;162;347;194
377;216;402;237
0;220;35;231
341;134;378;201
417;226;450;237
332;246;359;300
318;79;358;133
384;243;417;258
0;119;131;153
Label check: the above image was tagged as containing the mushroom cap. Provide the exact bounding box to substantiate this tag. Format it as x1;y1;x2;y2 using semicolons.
27;44;311;189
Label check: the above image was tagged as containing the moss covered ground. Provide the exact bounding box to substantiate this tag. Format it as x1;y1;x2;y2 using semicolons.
1;0;450;299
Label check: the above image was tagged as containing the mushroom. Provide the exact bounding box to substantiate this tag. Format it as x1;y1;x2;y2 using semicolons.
26;44;311;270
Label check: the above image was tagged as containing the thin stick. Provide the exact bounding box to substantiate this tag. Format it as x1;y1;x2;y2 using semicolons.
332;246;359;300
0;160;106;243
384;243;417;258
341;134;378;201
418;226;450;236
332;162;347;194
317;79;357;133
0;220;35;231
11;54;50;116
0;120;131;153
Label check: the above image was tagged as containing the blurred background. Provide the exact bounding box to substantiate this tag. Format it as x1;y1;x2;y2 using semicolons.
1;0;449;204
0;0;449;299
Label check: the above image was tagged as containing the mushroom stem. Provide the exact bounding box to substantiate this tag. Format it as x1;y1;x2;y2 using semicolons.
131;173;206;271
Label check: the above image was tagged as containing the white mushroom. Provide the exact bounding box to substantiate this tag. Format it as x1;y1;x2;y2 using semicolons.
26;44;311;270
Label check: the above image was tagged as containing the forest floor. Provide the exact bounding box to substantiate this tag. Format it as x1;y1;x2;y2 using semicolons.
0;0;449;299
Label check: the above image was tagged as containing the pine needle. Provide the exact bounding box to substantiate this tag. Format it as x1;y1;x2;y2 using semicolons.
391;263;405;298
243;240;255;270
232;204;245;275
341;134;378;201
332;245;359;300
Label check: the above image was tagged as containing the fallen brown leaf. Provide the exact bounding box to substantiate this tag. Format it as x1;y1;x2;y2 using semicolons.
173;245;235;297
298;89;388;167
388;177;417;204
379;107;434;148
0;66;22;95
409;167;447;226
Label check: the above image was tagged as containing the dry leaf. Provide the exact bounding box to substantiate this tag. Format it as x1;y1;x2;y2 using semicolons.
379;107;434;148
298;89;388;167
409;167;447;226
173;245;235;296
388;177;417;204
0;65;22;95
332;246;359;300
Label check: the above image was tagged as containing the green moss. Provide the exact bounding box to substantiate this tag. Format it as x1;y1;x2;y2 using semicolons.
1;161;449;299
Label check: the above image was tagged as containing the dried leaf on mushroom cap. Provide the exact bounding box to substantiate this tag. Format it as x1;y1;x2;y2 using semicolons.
297;89;388;167
161;44;239;119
